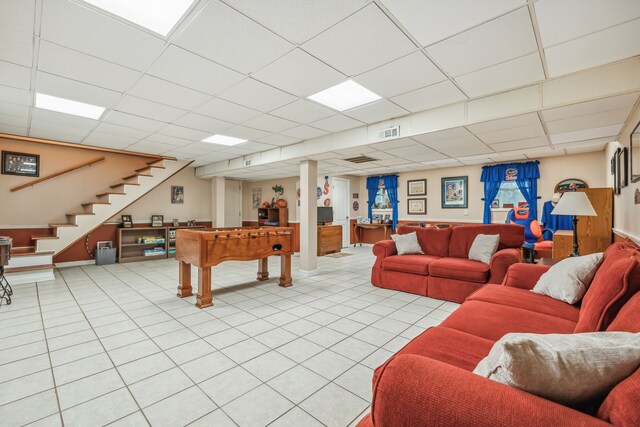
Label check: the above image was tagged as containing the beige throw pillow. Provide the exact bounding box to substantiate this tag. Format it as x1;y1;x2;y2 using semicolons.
391;232;424;255
473;332;640;405
468;234;500;264
532;252;604;304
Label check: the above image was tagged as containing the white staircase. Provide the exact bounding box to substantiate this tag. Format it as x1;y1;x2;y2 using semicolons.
6;159;190;285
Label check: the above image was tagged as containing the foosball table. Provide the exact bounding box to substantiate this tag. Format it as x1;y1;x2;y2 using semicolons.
175;227;293;308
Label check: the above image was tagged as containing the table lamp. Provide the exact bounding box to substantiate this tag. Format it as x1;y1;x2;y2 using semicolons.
551;192;597;257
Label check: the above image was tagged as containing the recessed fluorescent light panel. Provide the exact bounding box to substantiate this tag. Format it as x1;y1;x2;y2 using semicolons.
35;93;105;119
308;80;381;111
83;0;195;36
202;135;247;146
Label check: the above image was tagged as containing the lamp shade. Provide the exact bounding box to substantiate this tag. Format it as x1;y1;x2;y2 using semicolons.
551;192;597;216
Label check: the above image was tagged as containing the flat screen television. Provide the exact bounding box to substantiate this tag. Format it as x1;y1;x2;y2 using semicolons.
318;206;333;224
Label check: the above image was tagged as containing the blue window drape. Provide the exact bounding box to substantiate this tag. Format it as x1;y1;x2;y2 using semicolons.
366;175;399;230
481;161;540;224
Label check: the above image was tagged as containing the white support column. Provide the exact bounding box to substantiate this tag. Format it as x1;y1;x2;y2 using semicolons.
300;160;318;273
214;176;225;228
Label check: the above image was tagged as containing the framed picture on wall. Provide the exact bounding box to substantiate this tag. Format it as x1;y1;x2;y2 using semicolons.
2;151;39;177
612;148;621;195
171;186;184;204
441;176;468;209
407;179;427;196
408;198;427;215
151;215;164;227
617;147;629;190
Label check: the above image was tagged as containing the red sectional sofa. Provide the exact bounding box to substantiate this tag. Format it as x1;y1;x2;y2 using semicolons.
359;240;640;427
371;224;524;302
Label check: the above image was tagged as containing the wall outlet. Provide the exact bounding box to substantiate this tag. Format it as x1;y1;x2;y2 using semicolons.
463;209;469;216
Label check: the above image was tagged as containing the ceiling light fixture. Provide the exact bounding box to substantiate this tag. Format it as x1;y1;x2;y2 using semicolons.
202;134;247;146
308;80;381;111
35;93;105;119
82;0;195;36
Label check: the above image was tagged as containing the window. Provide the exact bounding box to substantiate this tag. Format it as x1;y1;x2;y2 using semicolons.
492;181;527;209
373;187;391;209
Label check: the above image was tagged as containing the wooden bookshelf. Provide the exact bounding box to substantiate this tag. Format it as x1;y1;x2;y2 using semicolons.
167;225;205;257
258;208;288;227
118;227;167;263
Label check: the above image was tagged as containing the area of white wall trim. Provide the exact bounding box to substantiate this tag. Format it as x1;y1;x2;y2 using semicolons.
55;260;96;268
612;228;640;245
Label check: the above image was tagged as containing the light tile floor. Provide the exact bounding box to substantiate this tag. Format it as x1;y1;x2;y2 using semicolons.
0;246;459;426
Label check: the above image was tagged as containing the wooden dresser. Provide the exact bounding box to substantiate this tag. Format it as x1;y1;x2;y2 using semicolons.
318;225;342;256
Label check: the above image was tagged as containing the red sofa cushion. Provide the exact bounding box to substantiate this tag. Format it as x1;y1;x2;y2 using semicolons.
606;291;640;333
381;255;440;275
597;366;640;426
468;284;580;322
429;257;489;283
397;226;451;258
441;300;577;341
448;224;524;258
574;243;640;333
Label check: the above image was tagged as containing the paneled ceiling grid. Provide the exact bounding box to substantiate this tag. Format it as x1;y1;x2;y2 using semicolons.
0;0;638;169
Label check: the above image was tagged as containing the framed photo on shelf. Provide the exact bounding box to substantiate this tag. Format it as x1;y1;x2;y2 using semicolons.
121;215;133;228
407;179;426;196
151;215;164;227
491;199;500;209
407;198;427;215
172;219;179;227
2;151;39;177
441;176;468;209
187;219;196;226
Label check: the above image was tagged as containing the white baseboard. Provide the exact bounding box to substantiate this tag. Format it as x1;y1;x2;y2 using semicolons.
55;260;95;268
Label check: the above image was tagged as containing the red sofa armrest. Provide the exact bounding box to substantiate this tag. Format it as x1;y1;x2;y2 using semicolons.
372;240;397;264
488;248;522;284
501;263;551;290
366;354;609;427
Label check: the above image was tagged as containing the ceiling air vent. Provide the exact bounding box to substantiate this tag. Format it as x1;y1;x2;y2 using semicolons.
344;155;378;164
243;159;251;167
378;125;400;140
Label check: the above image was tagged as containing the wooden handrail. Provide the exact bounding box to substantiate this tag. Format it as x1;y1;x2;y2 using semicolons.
11;157;105;192
0;133;176;161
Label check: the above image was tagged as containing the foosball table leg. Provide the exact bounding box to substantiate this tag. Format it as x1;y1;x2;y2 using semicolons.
196;266;213;308
257;258;269;281
177;261;192;298
279;254;292;287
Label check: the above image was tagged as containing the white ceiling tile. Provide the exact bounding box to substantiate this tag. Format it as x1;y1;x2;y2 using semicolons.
302;4;416;76
392;145;449;162
545;108;629;134
474;122;546;144
0;60;31;90
0;112;28;128
455;53;545;98
31;108;98;130
142;134;193;146
256;134;300;147
222;125;269;141
466;112;542;133
236;141;277;152
29;121;91;142
281;125;328;140
271;99;335;124
243;114;298;133
553;138;611;152
0;84;29;106
83;131;141;149
381;0;524;46
535;0;640;47
0;123;28;136
309;114;364;133
439;144;494;157
129;75;210;110
390;81;466;113
426;7;537;76
0;26;33;67
125;141;176;155
93;122;151;140
544;19;640;77
173;112;233;134
252;49;346;97
37;41;141;93
412;127;476;145
174;1;292;74
343;99;408;124
354;51;446;98
223;0;367;44
0;100;29;118
219;79;297;113
542;93;639;122
522;147;563;159
549;125;621;144
158;124;210;141
40;0;165;70
196;97;262;123
36;71;122;107
115;95;187;122
147;45;245;96
490;136;549;152
0;0;35;34
369;137;418;151
102;110;168;132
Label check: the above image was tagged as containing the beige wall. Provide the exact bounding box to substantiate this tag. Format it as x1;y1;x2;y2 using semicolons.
110;167;212;224
606;104;640;242
0;138;149;226
242;177;298;222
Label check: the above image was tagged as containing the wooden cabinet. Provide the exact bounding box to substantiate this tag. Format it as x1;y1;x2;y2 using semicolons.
318;225;342;256
552;188;613;259
258;208;288;227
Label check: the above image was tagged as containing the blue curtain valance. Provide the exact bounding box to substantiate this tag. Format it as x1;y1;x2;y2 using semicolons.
481;161;540;182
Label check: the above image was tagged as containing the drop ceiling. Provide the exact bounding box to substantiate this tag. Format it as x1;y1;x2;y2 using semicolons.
0;0;639;179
